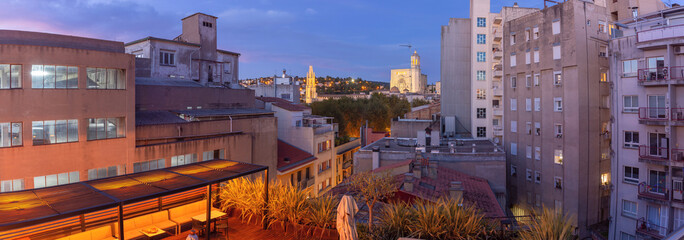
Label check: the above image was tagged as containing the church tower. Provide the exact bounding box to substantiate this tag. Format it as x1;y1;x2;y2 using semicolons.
410;51;422;93
305;66;317;103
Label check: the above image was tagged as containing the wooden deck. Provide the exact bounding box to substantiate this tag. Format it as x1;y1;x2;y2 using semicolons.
162;216;339;240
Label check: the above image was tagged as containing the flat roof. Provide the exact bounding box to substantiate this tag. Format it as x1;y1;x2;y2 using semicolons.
0;160;266;231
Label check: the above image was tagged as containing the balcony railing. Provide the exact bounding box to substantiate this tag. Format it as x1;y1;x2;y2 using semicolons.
638;68;668;82
639;145;669;161
639;107;669;121
638;182;669;201
637;24;684;43
636;217;667;239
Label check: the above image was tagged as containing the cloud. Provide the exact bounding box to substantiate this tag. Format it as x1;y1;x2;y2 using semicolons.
305;8;317;15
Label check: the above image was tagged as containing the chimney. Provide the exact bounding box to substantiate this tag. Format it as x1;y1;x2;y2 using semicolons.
449;181;463;204
404;173;414;192
413;162;422;179
372;147;380;170
428;160;438;179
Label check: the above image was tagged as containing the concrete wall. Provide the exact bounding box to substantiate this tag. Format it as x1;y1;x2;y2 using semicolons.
441;18;472;134
0;38;135;189
135;85;254;111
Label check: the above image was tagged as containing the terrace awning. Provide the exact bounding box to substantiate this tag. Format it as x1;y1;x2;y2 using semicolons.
0;159;267;231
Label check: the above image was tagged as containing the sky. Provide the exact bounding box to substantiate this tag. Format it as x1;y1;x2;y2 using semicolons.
0;0;680;83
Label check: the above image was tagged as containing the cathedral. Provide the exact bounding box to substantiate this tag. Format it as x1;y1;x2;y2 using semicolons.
390;51;427;94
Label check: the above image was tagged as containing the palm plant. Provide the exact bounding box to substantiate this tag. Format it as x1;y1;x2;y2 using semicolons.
518;207;576;240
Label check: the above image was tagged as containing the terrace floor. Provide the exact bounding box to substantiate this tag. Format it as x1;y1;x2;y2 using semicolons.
163;216;339;240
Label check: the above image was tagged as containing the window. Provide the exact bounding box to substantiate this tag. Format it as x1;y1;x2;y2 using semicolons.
511;165;517;177
86;68;125;89
598;20;607;33
533;26;539;39
511;98;517;111
533;50;540;63
0;122;22;147
477;17;486;27
88;166;119;180
552;20;561;35
32;120;78;145
511;121;517;133
476;70;486;81
554;177;563;189
477;52;486;62
623;96;638;113
621;232;636;240
160;51;175;66
0;64;22;89
133;159;166;173
555;124;563;138
526;122;531;135
525;51;531;65
535;147;541;160
553;44;561;60
534;74;540;86
511;142;518;155
1;179;24;192
623;60;638;77
510;33;516;45
171;154;198;167
535;122;541;136
554;97;563;112
624;166;639;184
526;98;531;111
526;169;532;181
525;29;531;41
526;145;532;159
535;171;541;183
477;108;486;118
476;127;486;137
554;71;562;86
624;131;639;148
511;76;517;88
87;117;125;140
510;53;517;66
31;65;77;89
534;98;540;111
526;75;531;87
476;89;486;99
554;150;563;164
477;34;486;44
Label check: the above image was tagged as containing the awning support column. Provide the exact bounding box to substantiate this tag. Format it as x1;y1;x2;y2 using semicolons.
118;203;124;240
206;184;212;240
263;169;269;230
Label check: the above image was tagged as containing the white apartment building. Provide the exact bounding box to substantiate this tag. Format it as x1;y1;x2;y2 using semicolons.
609;6;684;240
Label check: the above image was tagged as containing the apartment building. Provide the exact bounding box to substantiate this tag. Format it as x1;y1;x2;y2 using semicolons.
258;97;336;196
441;0;537;141
0;30;136;192
503;0;612;235
609;6;684;240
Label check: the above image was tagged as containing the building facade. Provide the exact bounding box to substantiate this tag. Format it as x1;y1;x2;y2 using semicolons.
390;51;427;94
0;30;136;191
503;0;612;234
609;6;684;240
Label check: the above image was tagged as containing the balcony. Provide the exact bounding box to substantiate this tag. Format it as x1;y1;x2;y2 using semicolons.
636;217;667;239
638;182;669;203
638;145;670;165
493;126;503;136
638;107;669;125
636;24;684;48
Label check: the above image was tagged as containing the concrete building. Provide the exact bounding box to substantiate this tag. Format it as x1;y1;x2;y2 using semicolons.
608;6;684;240
390;51;427;94
258;97;336;196
353;137;506;204
440;0;537;141
248;70;301;103
305;65;317;104
503;0;612;235
0;30;135;192
125;13;240;87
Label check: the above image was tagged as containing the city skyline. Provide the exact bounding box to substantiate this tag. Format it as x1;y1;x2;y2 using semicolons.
0;0;558;83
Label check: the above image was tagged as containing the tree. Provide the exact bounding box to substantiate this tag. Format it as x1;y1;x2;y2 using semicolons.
519;207;576;240
349;171;397;230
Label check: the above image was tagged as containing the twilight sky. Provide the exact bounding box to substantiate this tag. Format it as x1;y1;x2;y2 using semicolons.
0;0;676;83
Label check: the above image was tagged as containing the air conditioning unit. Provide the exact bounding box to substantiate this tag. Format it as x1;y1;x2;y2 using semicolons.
675;46;684;55
674;179;684;201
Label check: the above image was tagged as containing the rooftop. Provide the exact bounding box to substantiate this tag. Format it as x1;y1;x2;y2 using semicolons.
277;140;317;172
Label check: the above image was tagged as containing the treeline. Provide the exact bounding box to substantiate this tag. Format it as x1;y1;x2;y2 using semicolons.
310;93;410;138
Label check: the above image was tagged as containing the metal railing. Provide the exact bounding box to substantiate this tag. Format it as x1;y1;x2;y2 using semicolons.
639;107;669;121
639;145;669;161
638;68;669;82
636;217;667;238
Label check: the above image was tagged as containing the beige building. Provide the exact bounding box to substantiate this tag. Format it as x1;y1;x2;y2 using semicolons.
503;0;613;235
608;6;684;240
390;51;427;94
